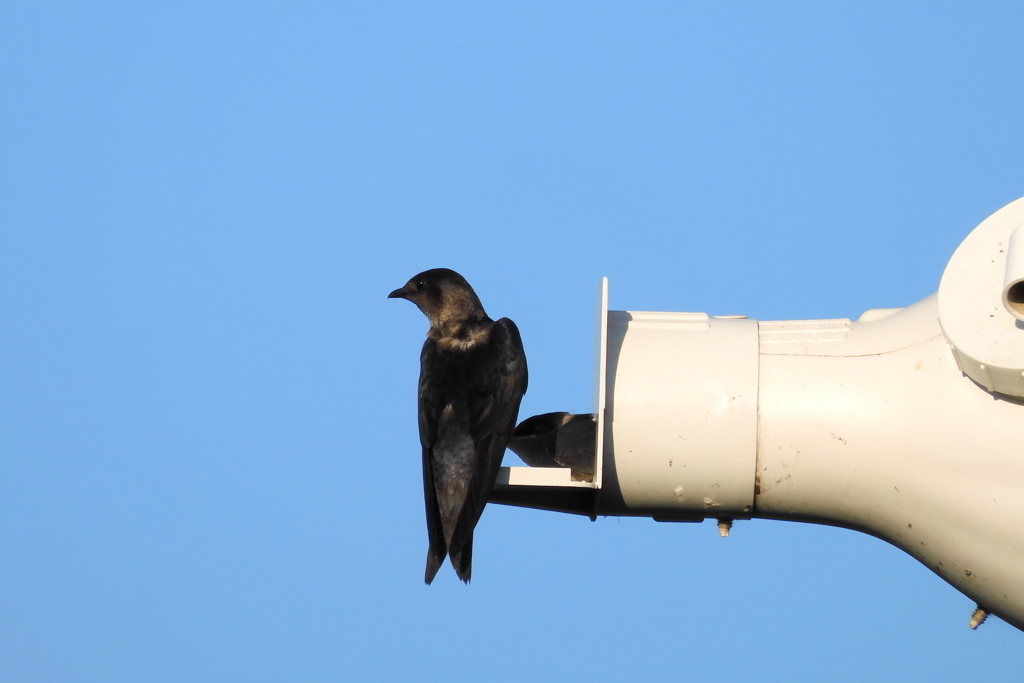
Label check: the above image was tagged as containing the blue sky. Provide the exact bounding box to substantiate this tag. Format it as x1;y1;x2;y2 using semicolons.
2;3;1023;680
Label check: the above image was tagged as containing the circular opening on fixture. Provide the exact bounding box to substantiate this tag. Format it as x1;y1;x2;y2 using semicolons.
1003;280;1024;321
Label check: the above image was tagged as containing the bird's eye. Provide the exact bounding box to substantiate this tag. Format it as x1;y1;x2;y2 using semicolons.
416;280;425;289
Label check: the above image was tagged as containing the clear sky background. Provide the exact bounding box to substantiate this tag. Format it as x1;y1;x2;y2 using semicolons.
2;3;1023;681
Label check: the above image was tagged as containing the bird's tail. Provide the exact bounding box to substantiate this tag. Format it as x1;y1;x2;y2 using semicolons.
425;544;446;585
449;535;473;584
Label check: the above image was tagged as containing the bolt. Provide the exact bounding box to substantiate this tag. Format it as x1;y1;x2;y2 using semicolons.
969;606;988;630
717;518;733;537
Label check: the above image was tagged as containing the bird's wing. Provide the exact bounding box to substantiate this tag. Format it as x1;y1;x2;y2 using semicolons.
417;338;449;584
448;317;528;580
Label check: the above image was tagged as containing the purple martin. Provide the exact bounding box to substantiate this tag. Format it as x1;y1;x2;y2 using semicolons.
508;412;596;482
389;268;528;584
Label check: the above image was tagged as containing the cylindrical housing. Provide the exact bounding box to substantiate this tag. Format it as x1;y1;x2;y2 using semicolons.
600;311;758;519
595;294;1024;630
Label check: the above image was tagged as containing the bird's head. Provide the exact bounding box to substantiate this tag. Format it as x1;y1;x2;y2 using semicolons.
388;268;487;331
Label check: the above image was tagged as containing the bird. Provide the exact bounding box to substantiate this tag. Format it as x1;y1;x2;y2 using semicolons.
389;268;528;584
507;412;596;482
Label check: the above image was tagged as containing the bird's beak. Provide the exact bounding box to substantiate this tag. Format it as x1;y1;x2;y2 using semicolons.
388;285;409;300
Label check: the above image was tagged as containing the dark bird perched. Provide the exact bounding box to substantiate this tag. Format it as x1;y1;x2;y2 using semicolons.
389;268;528;584
507;412;597;482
